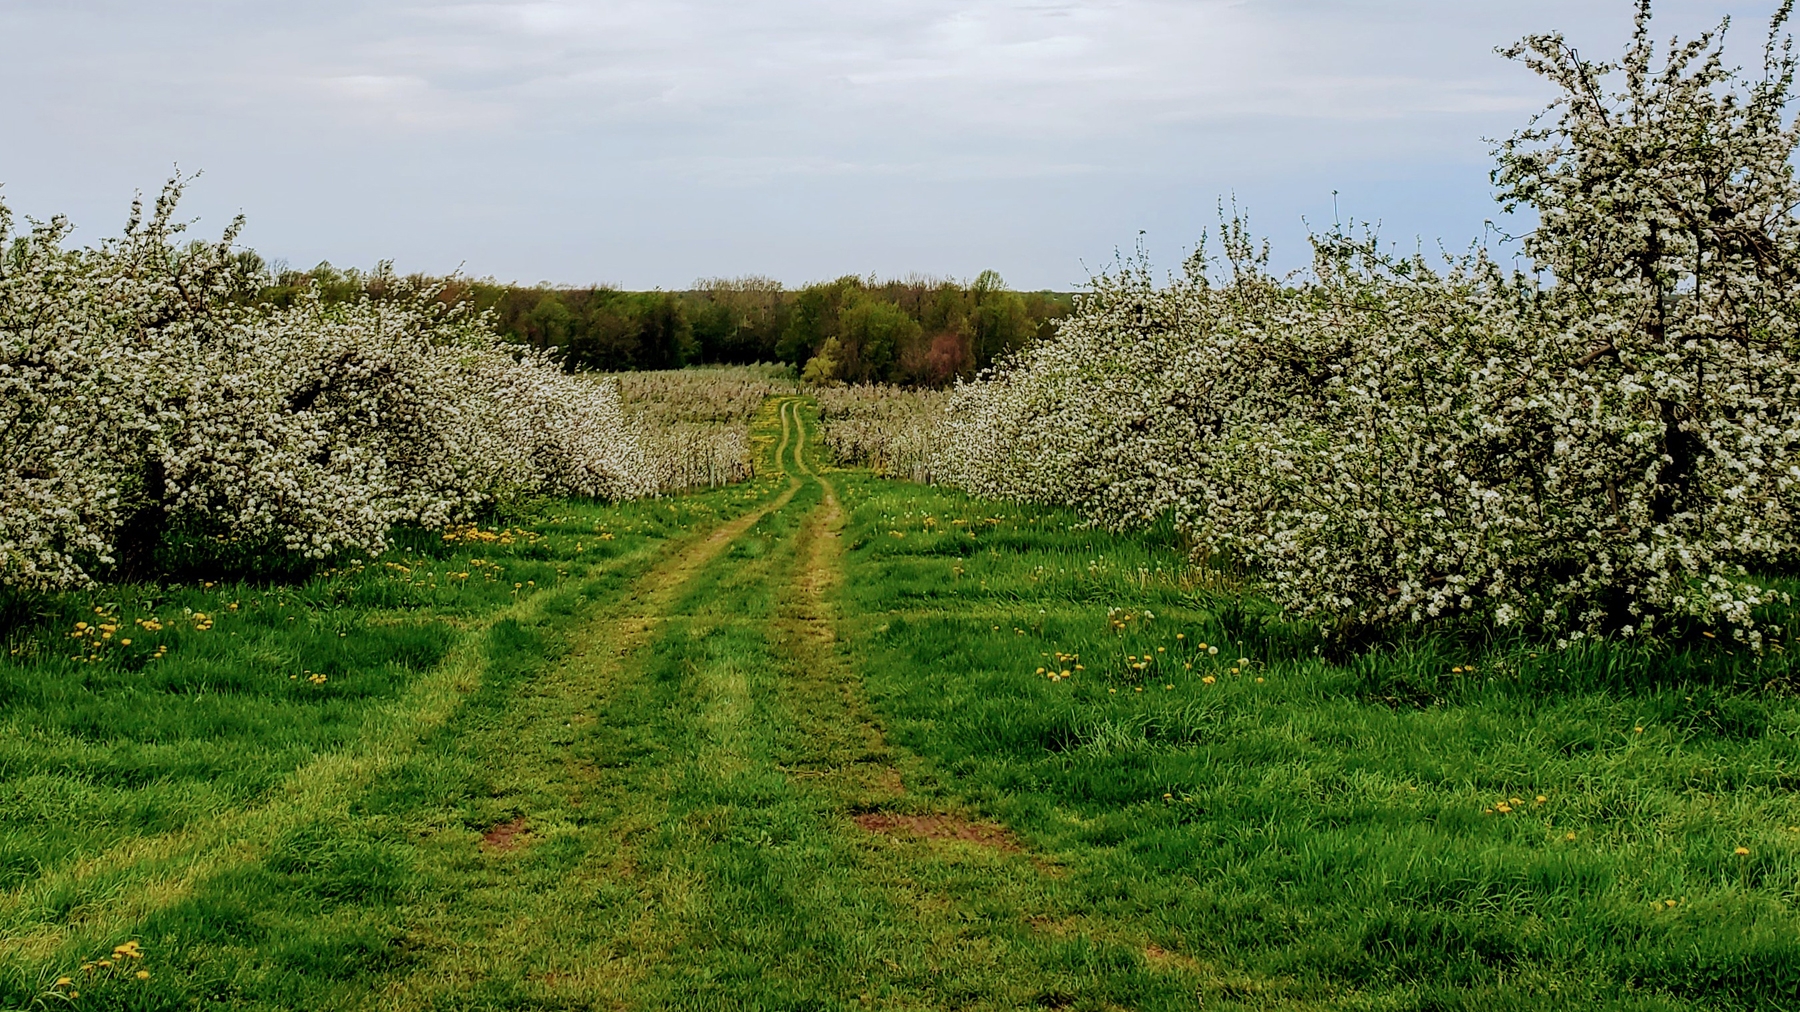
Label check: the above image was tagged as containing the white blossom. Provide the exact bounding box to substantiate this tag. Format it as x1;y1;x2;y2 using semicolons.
936;2;1800;643
1;179;649;590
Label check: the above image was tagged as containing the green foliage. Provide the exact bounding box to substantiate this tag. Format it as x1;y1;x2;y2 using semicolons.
831;296;921;383
968;270;1034;366
800;336;841;383
252;267;1073;387
489;287;696;371
688;275;788;363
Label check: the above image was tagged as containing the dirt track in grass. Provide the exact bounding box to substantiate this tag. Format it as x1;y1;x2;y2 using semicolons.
339;396;1101;1010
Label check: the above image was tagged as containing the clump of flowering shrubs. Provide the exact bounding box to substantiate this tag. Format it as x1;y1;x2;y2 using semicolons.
815;383;948;482
939;3;1800;645
615;365;799;491
1;180;648;591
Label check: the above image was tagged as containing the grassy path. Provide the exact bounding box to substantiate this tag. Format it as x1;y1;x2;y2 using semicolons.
6;397;1800;1010
349;399;1169;1009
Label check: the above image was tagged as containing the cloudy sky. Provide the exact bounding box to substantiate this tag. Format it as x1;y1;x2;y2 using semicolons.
0;1;1769;289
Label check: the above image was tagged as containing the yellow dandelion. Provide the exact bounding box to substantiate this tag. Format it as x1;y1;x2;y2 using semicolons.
1735;846;1751;856
136;970;150;980
1565;832;1576;841
1202;675;1216;685
1535;795;1547;804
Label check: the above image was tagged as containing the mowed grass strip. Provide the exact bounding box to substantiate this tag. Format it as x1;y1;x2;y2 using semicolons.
836;471;1800;1010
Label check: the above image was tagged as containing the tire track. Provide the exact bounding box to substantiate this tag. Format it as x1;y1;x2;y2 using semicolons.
350;398;823;1007
607;398;805;655
768;404;903;801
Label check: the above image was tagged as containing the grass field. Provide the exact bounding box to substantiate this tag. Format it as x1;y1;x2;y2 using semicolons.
3;398;1799;1010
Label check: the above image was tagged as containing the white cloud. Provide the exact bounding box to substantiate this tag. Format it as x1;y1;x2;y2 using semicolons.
0;0;1768;286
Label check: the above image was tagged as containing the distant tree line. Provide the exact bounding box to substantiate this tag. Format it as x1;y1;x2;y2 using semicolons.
253;262;1073;386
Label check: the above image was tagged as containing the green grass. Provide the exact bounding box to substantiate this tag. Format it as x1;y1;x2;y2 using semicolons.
3;397;1799;1010
837;476;1800;1009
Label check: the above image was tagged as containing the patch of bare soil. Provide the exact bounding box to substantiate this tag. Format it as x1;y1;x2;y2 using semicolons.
1142;943;1203;972
853;812;1023;853
482;816;529;851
